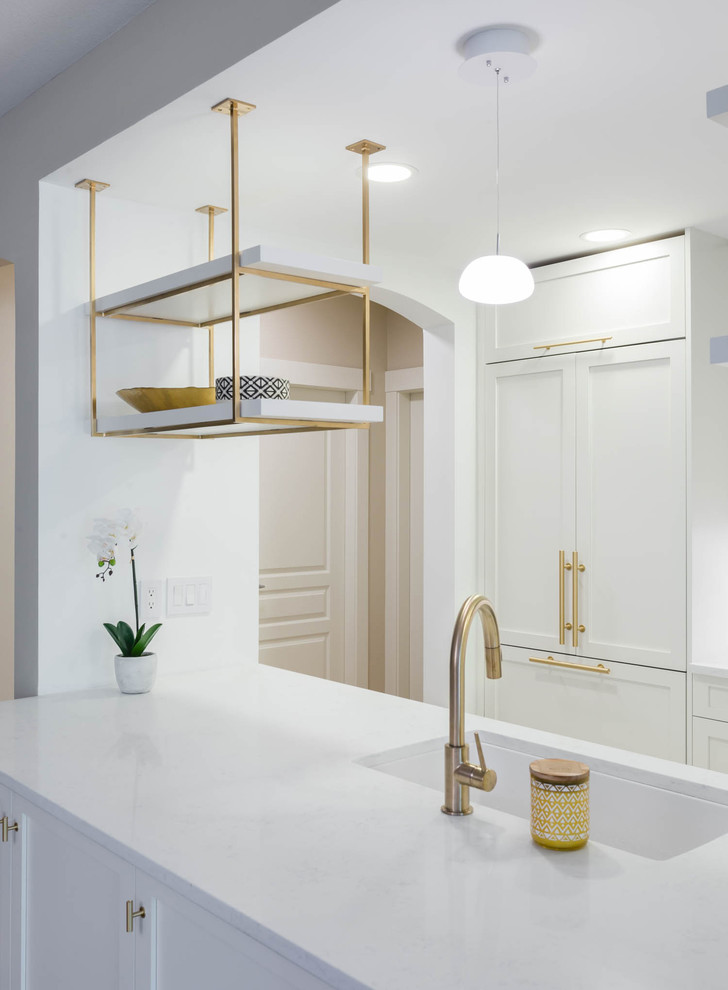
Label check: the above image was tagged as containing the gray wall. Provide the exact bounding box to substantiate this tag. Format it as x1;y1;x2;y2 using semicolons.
0;0;338;696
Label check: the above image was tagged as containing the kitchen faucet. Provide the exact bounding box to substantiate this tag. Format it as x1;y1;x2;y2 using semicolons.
442;594;502;815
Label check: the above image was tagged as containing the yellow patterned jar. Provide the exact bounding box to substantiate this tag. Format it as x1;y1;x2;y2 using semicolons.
530;758;590;850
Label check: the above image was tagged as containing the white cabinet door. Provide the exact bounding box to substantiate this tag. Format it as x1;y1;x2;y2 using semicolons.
0;786;11;990
493;645;686;761
485;236;685;363
10;796;135;990
693;675;728;722
485;356;576;654
134;874;333;990
693;717;728;772
574;341;686;670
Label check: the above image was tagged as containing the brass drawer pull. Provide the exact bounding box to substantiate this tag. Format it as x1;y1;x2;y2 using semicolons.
533;336;613;351
529;656;610;675
0;816;18;842
126;900;146;933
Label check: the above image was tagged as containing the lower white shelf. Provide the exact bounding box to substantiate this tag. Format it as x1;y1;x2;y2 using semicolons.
96;398;383;437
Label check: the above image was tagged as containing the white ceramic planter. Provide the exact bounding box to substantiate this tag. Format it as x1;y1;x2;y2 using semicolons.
113;653;157;694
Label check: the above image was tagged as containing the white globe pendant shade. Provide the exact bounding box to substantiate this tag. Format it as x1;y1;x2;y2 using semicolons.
458;254;534;305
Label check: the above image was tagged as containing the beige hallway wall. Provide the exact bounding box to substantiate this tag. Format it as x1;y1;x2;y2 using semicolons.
0;261;14;700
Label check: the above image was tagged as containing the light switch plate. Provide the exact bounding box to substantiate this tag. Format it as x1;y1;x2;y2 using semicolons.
166;577;212;616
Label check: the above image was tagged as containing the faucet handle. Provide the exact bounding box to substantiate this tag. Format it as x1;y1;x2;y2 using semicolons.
473;732;497;792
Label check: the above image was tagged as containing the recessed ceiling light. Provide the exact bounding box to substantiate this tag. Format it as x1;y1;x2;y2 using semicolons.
580;228;631;243
358;162;416;183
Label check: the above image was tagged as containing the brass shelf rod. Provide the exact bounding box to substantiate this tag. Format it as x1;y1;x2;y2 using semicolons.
75;178;110;436
195;204;227;387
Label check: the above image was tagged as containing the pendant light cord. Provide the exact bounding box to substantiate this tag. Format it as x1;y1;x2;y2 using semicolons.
495;67;501;256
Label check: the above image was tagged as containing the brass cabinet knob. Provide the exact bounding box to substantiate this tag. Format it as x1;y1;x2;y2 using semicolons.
1;816;18;843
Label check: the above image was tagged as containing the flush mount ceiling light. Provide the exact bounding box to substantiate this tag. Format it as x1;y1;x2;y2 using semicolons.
580;228;631;243
458;27;536;305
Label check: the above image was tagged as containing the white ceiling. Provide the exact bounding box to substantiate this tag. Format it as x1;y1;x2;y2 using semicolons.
50;0;728;276
0;0;156;119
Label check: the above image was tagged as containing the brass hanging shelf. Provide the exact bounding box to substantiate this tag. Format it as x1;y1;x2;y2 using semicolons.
77;101;385;439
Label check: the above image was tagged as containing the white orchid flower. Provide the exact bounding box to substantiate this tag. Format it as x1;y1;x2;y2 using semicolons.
87;510;142;580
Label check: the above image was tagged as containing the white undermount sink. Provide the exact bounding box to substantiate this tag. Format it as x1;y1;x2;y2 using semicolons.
360;730;728;860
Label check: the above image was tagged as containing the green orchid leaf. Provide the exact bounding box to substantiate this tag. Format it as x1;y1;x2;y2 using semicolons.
117;621;136;656
131;622;162;657
102;622;124;652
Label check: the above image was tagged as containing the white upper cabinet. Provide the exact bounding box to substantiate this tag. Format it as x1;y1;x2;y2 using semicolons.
485;357;576;655
574;342;686;670
484;236;686;363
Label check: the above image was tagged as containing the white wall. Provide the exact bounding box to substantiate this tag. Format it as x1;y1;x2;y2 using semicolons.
0;0;338;695
0;261;14;700
687;228;728;668
2;0;482;704
37;183;259;694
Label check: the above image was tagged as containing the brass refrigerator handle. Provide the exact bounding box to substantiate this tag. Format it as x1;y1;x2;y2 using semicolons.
572;551;586;647
559;550;572;644
529;656;610;675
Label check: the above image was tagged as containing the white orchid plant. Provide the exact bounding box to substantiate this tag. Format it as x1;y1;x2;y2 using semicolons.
88;510;162;659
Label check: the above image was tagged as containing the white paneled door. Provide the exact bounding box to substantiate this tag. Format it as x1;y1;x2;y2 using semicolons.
574;341;686;670
259;388;347;681
485;356;576;654
385;385;424;700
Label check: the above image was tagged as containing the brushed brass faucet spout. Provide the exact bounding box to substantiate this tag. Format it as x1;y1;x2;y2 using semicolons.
442;594;503;816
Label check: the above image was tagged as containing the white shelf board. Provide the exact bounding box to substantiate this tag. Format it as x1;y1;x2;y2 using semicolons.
710;335;728;365
93;246;382;326
97;398;383;437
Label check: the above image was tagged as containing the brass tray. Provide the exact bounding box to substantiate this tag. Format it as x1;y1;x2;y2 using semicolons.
117;387;216;413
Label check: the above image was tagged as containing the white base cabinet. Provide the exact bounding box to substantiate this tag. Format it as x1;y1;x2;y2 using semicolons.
488;646;686;762
0;786;11;990
0;791;334;990
692;674;728;773
135;876;330;990
693;717;728;773
10;796;135;990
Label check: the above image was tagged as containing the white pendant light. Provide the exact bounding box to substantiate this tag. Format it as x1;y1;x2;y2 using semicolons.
458;28;536;305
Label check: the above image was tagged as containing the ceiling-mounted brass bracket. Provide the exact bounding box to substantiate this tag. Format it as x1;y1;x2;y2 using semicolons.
345;139;386;156
211;98;256;116
195;205;227;216
74;179;110;192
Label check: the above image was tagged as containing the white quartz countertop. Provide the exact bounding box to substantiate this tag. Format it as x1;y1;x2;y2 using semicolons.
1;665;728;989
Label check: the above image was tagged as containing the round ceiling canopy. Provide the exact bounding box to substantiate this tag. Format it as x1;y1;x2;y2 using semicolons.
459;27;537;86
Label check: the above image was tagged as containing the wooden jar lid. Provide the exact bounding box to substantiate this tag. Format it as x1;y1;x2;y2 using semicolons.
530;758;590;785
